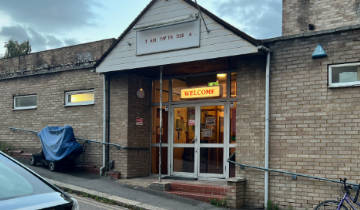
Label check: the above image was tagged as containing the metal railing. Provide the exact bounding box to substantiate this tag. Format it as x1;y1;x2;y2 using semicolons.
227;153;359;187
9;127;148;151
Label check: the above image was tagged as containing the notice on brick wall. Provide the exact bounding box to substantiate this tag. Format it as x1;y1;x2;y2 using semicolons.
136;117;144;126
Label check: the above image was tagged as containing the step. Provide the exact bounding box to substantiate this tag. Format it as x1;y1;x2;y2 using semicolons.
168;191;225;203
169;182;228;196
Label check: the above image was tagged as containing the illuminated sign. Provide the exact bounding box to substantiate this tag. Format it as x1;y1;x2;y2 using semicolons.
181;86;221;99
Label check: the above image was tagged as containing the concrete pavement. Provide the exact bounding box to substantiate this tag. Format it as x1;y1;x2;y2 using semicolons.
26;164;227;210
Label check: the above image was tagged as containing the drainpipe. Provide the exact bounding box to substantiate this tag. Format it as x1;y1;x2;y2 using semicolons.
100;73;108;176
260;46;271;208
159;66;163;182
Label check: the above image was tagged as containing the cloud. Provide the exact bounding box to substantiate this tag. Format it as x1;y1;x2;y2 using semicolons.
215;0;282;39
0;0;100;52
0;25;28;42
0;0;102;33
0;25;78;51
64;39;78;46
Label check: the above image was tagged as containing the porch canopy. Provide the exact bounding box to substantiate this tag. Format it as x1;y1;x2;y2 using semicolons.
96;0;261;73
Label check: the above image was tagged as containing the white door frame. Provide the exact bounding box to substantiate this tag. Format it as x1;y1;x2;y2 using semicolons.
169;103;230;179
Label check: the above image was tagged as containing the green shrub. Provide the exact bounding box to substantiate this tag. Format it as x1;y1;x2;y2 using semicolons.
210;198;227;207
0;142;11;153
267;200;280;210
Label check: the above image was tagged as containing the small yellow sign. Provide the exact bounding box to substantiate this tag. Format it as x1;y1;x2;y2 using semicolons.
181;86;220;99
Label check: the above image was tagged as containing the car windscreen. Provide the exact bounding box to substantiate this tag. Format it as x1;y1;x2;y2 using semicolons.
0;154;55;200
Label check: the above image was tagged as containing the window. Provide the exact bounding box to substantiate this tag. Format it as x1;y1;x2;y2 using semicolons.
172;73;227;101
329;63;360;87
152;80;169;103
14;95;37;110
65;90;94;106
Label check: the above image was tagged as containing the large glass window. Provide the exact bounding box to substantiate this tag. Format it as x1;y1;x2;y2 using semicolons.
200;106;224;144
231;72;237;98
14;95;37;110
230;102;236;144
200;148;223;174
173;148;194;173
329;63;360;87
172;73;227;101
152;80;169;103
173;107;195;144
151;147;168;174
151;106;168;175
151;106;168;144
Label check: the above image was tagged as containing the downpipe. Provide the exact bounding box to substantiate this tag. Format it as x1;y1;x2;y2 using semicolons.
100;73;108;176
261;46;271;208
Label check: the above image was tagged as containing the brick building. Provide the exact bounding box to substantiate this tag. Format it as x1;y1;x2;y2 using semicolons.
0;39;114;169
283;0;360;35
1;0;360;209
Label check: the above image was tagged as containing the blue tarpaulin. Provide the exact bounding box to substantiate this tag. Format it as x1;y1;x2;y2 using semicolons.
38;126;83;161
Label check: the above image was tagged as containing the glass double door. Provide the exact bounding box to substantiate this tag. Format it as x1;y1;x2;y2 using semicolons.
171;104;226;178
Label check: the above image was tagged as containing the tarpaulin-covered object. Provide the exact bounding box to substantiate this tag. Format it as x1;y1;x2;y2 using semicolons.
38;126;83;161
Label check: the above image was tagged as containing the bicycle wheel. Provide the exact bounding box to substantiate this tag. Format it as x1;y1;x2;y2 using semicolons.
314;200;348;210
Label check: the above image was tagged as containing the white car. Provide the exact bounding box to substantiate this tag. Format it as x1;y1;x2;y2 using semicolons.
0;150;79;210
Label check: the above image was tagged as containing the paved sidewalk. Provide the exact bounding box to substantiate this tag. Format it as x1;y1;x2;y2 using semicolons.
26;164;227;210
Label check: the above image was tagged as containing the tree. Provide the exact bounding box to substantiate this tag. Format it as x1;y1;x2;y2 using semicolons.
4;40;31;58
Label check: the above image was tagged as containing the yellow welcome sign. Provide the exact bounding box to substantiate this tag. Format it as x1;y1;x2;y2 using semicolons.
181;86;221;99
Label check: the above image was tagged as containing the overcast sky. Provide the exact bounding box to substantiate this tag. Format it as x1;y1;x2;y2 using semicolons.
0;0;282;56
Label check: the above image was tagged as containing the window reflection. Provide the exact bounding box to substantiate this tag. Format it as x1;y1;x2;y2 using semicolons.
230;102;236;144
151;147;168;174
173;148;194;173
173;107;195;144
152;80;169;103
151;106;168;144
200;148;223;174
200;106;224;144
231;72;237;98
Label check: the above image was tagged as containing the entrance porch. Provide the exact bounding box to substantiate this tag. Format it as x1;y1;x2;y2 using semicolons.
116;175;246;208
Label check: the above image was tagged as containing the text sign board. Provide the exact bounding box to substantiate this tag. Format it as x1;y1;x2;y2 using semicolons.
136;20;200;55
181;86;220;99
136;117;144;126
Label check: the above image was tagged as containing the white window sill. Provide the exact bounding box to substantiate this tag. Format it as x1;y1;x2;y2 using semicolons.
64;102;95;107
13;106;37;111
329;82;360;88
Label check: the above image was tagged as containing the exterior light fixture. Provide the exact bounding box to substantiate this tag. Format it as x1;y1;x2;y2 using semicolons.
217;73;227;80
137;77;145;99
137;88;145;99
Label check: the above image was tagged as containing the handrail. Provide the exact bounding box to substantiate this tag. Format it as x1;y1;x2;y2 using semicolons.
9;127;148;151
227;154;359;187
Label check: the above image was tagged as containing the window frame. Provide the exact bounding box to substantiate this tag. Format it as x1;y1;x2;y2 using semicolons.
13;94;37;110
328;62;360;88
65;89;95;107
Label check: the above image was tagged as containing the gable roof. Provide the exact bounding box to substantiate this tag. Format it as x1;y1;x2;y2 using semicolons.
95;0;260;68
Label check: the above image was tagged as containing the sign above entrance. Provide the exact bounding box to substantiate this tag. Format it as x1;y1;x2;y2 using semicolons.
136;19;200;55
181;86;221;99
